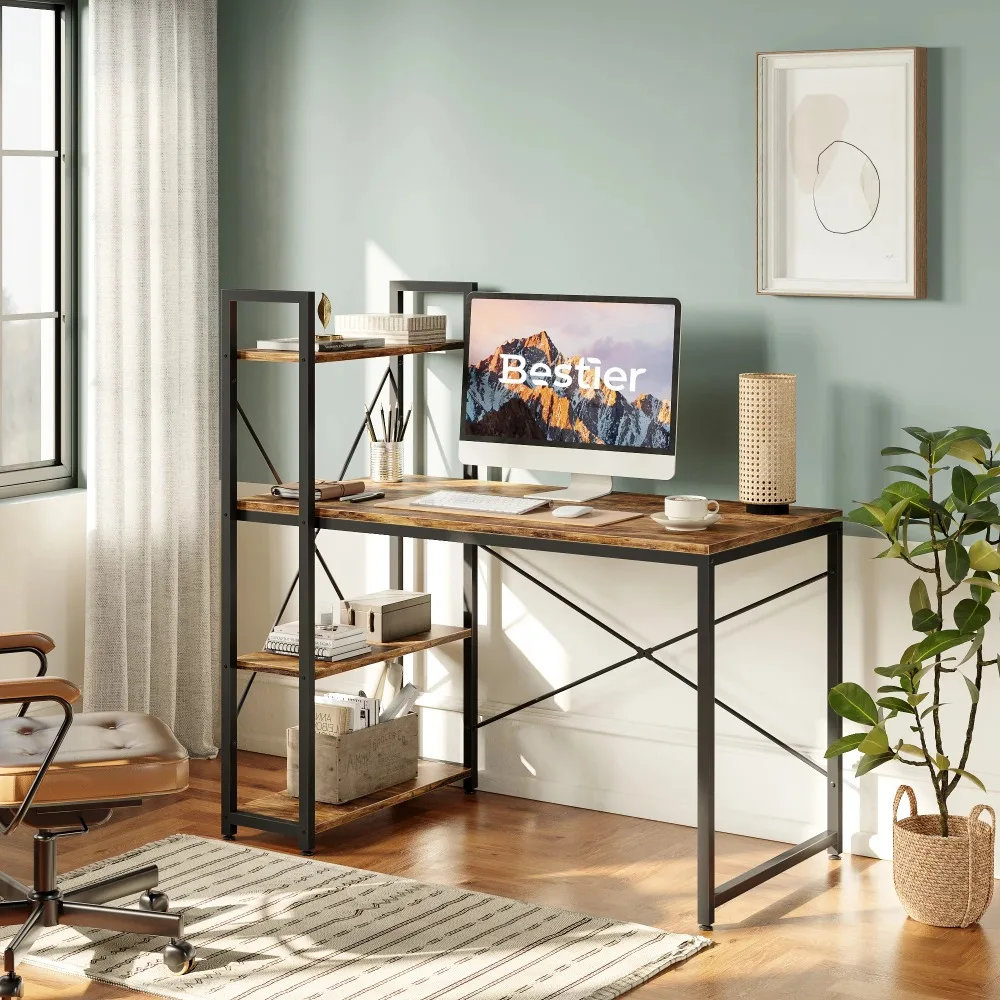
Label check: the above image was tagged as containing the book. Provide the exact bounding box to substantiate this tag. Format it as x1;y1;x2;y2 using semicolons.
255;335;386;352
265;638;370;661
316;692;380;729
271;480;365;501
333;313;447;335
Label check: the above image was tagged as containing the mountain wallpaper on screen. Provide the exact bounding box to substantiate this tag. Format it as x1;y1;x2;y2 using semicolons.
465;331;671;448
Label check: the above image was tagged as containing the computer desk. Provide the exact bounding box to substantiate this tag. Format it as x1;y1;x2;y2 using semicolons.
235;474;843;931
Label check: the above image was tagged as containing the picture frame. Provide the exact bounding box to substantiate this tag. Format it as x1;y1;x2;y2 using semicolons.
756;47;926;299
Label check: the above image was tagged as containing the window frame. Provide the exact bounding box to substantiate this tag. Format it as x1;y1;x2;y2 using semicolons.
0;0;77;499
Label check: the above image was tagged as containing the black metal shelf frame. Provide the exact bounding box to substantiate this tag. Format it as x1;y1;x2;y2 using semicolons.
220;284;843;930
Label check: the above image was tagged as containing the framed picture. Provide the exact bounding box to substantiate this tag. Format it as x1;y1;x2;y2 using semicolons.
757;48;926;298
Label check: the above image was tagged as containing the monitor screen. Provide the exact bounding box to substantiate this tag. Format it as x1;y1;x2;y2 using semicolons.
462;294;680;456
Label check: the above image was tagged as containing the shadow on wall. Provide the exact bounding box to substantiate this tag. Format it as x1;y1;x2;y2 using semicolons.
826;384;895;514
617;313;768;499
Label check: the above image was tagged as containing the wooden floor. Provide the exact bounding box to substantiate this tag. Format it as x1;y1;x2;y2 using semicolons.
4;752;997;999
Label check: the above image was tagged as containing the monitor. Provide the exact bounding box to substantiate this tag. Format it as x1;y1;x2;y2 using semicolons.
459;293;681;502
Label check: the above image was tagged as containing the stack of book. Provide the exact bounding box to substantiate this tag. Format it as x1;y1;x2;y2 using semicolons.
333;313;448;347
265;621;369;662
255;334;386;353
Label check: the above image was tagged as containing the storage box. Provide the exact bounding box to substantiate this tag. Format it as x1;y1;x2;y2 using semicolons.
286;713;418;804
339;590;431;643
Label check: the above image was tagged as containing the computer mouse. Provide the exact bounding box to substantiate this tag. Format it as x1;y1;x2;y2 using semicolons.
552;505;595;519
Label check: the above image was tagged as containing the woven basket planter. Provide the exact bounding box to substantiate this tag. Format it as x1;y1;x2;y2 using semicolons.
893;785;996;927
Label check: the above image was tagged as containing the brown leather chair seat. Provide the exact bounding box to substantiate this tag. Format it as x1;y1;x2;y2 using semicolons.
0;711;189;808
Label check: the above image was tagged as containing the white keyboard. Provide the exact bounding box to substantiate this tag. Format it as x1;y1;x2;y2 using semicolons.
411;490;548;515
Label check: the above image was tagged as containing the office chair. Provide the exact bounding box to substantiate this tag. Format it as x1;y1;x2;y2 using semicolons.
0;631;195;998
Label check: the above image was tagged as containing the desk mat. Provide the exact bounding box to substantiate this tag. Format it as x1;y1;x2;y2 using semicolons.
373;495;645;529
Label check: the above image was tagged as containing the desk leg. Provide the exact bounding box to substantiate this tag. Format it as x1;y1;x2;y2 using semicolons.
463;543;479;793
697;559;716;931
827;523;844;858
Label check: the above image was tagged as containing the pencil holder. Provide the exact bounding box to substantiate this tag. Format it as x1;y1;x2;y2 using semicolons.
370;440;403;483
739;373;796;514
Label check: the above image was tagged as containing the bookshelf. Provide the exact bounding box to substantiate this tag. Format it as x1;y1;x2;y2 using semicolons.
221;282;478;854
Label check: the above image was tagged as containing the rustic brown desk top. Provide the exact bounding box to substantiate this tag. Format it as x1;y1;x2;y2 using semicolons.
237;476;840;557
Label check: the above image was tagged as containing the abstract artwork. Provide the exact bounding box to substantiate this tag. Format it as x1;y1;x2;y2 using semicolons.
757;48;926;298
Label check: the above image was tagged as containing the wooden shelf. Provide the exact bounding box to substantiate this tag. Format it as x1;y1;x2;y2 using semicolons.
237;341;464;363
242;759;470;834
237;624;471;679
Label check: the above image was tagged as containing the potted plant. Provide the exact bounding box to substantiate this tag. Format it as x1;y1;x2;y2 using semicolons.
827;425;997;927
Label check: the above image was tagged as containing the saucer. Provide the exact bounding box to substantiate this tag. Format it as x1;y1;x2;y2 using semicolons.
650;511;721;532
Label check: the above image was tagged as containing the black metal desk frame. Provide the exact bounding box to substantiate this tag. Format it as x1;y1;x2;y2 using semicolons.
221;287;843;931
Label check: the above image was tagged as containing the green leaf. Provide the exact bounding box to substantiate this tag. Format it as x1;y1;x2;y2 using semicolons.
950;440;989;464
946;539;971;584
903;426;933;443
844;506;886;530
883;498;910;536
921;702;947;719
954;768;987;792
859;725;891;755
899;743;926;759
953;426;992;449
877;684;906;694
885;465;927;481
909;578;931;614
954;598;990;634
968;573;1000;602
877;697;916;716
910;539;948;557
858;502;888;528
972;477;1000;503
913;662;936;687
876;542;903;559
856;752;896;777
963;673;980;704
908;691;928;706
829;683;879;726
935;754;951;771
883;480;930;504
824;732;866;758
911;630;968;662
958;629;986;666
881;445;920;457
911;608;941;633
953;466;978;505
969;539;1000;572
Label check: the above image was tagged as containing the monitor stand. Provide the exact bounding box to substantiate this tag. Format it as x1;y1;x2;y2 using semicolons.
523;474;614;504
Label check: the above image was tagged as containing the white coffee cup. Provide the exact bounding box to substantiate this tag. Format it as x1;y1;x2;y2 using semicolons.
663;495;720;521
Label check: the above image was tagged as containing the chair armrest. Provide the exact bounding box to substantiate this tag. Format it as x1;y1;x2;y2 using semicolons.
0;632;55;655
0;633;57;718
0;676;80;705
0;677;78;835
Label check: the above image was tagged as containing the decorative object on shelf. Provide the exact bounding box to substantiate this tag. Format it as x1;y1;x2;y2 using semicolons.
827;424;1000;926
314;703;351;736
739;373;796;514
892;785;995;928
318;292;332;329
334;312;448;346
757;47;926;298
287;713;419;804
340;589;432;643
664;495;720;521
255;334;386;352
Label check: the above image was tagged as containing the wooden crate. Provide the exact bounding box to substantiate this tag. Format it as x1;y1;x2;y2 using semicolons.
286;713;418;805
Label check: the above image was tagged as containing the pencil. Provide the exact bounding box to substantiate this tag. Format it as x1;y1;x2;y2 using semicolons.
363;405;377;442
400;408;412;440
380;407;388;441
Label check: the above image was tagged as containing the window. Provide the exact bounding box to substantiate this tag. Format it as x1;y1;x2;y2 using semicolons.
0;0;75;498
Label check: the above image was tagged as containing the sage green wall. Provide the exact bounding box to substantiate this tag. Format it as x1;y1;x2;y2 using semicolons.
218;0;994;509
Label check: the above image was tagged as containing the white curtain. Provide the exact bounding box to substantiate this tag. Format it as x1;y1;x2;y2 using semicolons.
85;0;219;756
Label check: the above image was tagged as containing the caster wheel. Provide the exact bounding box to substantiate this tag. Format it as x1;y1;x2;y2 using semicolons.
0;974;23;998
698;924;713;933
163;939;196;975
829;853;842;861
140;889;170;912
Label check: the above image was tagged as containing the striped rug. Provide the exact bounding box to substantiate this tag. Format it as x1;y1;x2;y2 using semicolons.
20;834;708;999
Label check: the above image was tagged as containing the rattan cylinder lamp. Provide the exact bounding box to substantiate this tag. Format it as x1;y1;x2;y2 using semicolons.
739;373;796;515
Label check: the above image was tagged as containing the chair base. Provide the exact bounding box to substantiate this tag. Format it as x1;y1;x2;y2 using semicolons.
0;829;196;994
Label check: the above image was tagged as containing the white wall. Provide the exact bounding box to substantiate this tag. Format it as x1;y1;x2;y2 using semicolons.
0;490;87;688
